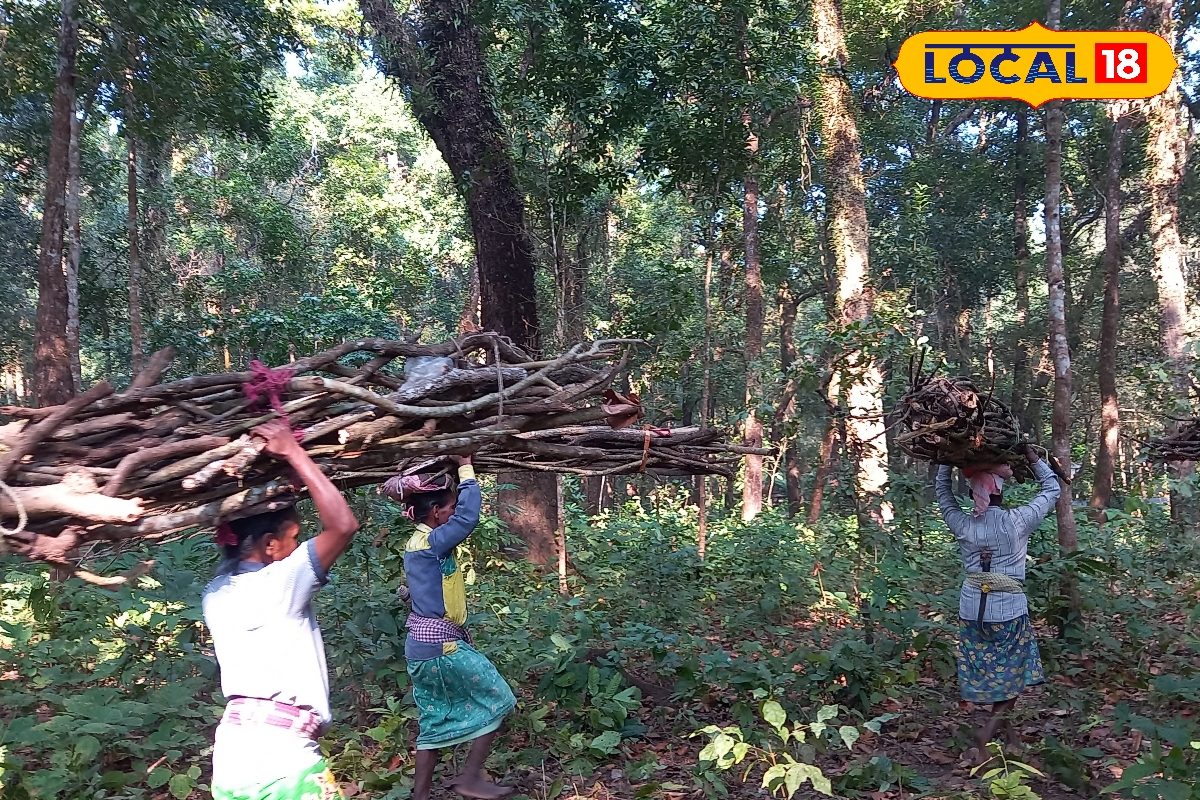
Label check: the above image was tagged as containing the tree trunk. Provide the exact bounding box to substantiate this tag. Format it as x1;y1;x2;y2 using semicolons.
126;132;144;375
813;0;891;530
1011;109;1032;431
581;202;614;511
808;388;838;524
1090;112;1130;521
741;115;765;522
459;261;481;333
556;475;568;595
1146;0;1195;527
33;0;79;408
1044;0;1080;635
360;0;541;352
697;205;716;556
124;54;144;376
361;0;556;562
777;287;803;518
65;99;83;394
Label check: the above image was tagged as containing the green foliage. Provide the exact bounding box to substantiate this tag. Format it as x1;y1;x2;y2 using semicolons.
695;698;900;798
0;499;1196;798
972;744;1045;800
1103;713;1200;800
0;545;217;799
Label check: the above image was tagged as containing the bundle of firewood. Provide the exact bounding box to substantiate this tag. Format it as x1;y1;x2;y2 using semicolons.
0;332;756;568
891;375;1036;481
1144;420;1200;463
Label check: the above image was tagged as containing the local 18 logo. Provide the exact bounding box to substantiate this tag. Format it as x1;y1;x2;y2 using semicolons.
894;22;1177;107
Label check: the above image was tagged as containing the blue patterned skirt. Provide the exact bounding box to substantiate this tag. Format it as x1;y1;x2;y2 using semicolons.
407;641;516;750
956;615;1045;703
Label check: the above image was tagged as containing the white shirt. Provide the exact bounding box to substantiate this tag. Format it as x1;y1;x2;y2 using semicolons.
202;539;330;723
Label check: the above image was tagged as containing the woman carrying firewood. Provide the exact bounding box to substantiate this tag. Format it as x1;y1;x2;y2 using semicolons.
381;456;516;800
203;420;360;800
934;444;1060;763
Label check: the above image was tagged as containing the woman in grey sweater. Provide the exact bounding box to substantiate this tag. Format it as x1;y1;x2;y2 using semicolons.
935;444;1061;762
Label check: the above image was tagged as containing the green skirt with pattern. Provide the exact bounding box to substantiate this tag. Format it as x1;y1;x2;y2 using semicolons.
957;614;1045;703
408;641;516;750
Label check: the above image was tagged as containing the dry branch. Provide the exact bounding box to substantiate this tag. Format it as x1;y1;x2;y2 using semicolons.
891;375;1034;480
2;332;745;566
1144;419;1200;463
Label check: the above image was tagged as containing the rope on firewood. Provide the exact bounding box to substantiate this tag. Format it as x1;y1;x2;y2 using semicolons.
0;478;27;536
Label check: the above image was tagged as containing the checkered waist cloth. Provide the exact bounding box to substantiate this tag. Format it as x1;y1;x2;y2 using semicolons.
406;613;473;647
221;697;323;740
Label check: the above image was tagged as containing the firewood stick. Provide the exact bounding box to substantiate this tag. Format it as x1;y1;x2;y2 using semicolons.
97;479;296;539
129;347;176;390
0;382;114;481
1;481;144;522
288;347;584;420
71;560;156;590
145;439;251;484
104;436;230;497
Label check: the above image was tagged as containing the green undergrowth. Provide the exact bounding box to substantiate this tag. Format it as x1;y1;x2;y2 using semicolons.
0;494;1196;799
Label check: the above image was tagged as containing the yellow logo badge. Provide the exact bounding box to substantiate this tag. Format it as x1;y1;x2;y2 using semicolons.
894;22;1177;107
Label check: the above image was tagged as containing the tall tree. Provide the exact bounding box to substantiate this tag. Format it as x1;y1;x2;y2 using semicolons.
812;0;890;529
1044;0;1080;632
65;98;84;393
32;0;78;407
123;46;145;374
359;0;540;349
1010;109;1033;431
777;284;803;518
1146;0;1195;524
741;109;765;521
361;0;558;562
1091;110;1131;519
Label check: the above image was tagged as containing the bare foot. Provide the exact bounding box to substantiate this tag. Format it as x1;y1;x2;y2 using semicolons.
961;746;994;771
449;777;514;799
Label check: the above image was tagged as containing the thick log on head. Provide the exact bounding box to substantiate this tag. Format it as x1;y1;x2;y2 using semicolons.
1;478;145;523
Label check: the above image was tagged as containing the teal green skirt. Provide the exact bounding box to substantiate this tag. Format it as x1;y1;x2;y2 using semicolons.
957;615;1045;703
408;641;516;750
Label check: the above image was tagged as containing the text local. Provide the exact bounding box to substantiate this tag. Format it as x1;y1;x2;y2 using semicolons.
924;43;1087;85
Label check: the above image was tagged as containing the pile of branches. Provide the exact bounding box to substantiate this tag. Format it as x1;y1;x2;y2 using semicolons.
1143;419;1200;463
891;374;1037;481
1;332;755;570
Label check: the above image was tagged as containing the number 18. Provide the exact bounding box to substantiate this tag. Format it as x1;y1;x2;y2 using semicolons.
1095;43;1148;83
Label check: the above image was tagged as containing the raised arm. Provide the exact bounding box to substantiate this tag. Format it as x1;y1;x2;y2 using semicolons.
1009;445;1061;541
935;464;971;535
429;457;482;558
255;421;359;573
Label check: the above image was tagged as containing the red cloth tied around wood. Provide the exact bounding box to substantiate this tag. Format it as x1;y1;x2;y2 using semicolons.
242;360;302;441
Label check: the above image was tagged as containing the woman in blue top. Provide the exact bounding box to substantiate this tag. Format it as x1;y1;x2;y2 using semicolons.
383;455;515;800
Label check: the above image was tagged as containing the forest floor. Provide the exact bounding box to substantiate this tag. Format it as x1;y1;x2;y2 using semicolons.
0;502;1196;800
400;506;1198;800
477;619;1176;800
